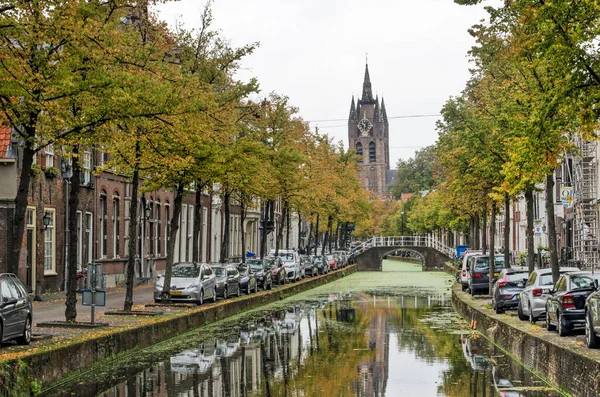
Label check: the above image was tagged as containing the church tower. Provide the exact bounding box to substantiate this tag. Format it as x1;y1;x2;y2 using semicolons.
348;63;390;197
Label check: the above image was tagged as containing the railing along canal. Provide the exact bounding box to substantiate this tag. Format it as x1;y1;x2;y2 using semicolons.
354;236;455;258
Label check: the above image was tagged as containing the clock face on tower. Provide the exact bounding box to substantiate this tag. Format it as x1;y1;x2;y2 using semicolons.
357;117;373;137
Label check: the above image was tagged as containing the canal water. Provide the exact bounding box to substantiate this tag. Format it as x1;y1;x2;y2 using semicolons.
44;261;563;397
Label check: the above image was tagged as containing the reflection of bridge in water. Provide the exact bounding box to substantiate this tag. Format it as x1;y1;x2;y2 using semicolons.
353;236;454;271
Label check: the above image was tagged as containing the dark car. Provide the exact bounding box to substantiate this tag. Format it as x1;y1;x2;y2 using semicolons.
0;273;32;345
237;264;258;294
303;256;318;277
267;257;287;286
491;268;529;314
546;272;600;336
584;280;600;348
247;259;273;290
467;254;505;295
313;255;329;275
212;264;241;299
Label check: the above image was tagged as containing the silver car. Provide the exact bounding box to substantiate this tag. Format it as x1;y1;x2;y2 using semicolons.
154;263;217;305
517;267;579;323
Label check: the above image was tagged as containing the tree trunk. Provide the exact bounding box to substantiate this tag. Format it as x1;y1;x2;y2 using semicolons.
260;201;267;259
334;222;340;250
160;184;184;301
474;213;480;250
504;193;511;269
297;213;302;251
10;139;35;274
285;203;290;250
482;204;488;255
240;201;246;263
124;142;140;312
328;217;333;253
321;215;332;257
525;186;535;273
307;220;313;254
275;201;287;256
65;146;81;321
547;175;560;284
192;184;202;262
220;189;231;263
314;214;320;255
489;203;496;294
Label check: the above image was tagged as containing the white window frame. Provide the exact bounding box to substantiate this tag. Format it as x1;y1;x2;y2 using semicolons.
112;196;120;258
85;212;93;265
83;151;91;184
44;209;56;275
76;211;83;271
45;144;54;169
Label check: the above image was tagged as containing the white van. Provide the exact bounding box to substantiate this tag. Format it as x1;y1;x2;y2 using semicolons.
460;250;483;290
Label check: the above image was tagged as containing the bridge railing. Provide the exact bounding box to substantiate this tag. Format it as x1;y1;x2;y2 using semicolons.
354;236;455;258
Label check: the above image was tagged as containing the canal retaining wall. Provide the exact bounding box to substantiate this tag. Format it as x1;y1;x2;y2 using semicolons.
8;266;357;394
451;270;600;397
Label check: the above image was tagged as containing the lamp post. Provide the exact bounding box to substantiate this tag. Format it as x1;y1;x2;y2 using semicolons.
42;212;52;230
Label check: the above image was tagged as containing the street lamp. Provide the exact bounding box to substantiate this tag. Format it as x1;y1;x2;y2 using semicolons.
42;212;52;230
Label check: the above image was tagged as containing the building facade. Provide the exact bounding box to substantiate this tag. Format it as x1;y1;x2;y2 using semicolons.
348;63;391;197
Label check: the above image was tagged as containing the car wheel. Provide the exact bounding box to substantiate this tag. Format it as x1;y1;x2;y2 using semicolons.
213;287;217;303
586;311;599;348
246;284;251;294
546;311;556;331
254;282;258;293
223;286;228;299
517;301;527;321
469;287;476;296
268;280;273;290
17;317;31;346
558;313;569;336
197;290;204;306
461;283;467;291
529;310;536;324
154;298;161;304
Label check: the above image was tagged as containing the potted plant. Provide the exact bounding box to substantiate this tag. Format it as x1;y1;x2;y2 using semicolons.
44;166;59;178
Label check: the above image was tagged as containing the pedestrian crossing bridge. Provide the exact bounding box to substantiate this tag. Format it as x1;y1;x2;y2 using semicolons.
353;236;453;271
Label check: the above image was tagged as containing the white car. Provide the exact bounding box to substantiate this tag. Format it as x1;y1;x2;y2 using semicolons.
460;250;483;290
517;267;579;323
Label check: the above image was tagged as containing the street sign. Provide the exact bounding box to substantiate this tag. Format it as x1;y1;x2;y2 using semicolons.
561;187;573;208
81;290;106;306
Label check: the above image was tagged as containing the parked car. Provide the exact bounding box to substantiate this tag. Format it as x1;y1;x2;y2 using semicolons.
303;256;318;277
584;280;600;348
247;259;273;290
279;252;303;281
266;257;287;286
326;254;338;271
467;254;505;295
0;273;32;345
517;267;579;323
212;264;241;299
334;251;349;268
313;255;329;275
237;263;258;294
154;263;217;305
460;250;483;290
545;272;600;336
491;268;529;314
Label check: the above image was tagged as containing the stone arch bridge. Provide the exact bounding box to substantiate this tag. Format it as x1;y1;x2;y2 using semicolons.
352;236;453;271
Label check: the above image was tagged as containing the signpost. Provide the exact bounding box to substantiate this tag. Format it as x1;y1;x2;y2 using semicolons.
81;263;106;325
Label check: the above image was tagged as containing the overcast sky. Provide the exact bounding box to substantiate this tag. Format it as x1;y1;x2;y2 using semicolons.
155;0;499;167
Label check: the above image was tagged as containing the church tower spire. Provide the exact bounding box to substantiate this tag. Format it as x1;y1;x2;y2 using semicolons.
361;62;374;102
381;97;388;123
348;95;357;121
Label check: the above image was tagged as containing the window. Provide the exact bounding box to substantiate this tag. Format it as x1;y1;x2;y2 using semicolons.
85;213;93;265
76;211;83;270
179;204;188;262
83;151;91;184
369;142;376;163
164;204;170;255
44;209;56;274
187;205;193;261
45;144;54;169
156;201;161;256
355;142;363;158
112;195;120;258
99;194;107;257
26;208;34;227
148;201;155;256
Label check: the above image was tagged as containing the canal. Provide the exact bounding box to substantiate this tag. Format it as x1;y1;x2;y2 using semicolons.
43;261;563;396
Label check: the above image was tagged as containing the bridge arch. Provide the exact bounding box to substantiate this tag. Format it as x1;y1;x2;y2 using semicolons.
382;249;425;267
352;236;452;271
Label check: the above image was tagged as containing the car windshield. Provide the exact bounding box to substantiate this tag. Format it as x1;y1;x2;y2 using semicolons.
265;258;277;267
327;255;334;260
474;256;505;270
238;266;249;275
172;265;200;278
213;267;226;276
249;261;265;271
506;273;528;282
539;274;554;286
571;275;596;289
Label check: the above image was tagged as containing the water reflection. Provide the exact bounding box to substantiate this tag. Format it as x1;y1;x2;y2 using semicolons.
45;293;558;397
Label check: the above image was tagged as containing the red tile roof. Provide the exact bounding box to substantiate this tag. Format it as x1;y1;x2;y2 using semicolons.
0;126;12;159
